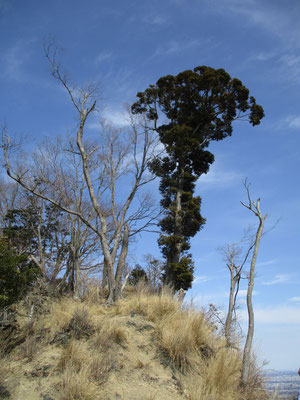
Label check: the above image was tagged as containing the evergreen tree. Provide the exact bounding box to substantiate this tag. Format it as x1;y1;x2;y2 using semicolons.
132;66;264;290
128;265;148;286
0;240;39;307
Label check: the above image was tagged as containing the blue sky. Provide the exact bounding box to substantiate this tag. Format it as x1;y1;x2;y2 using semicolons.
1;0;299;370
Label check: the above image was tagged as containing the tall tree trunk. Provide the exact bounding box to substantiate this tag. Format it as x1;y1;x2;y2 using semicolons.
241;195;267;385
224;269;236;345
166;166;184;286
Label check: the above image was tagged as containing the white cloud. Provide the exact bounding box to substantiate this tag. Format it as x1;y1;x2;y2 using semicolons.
87;109;131;129
257;259;277;267
197;161;242;189
102;109;131;127
95;51;113;64
153;38;206;57
284;115;300;130
237;289;257;297
240;306;300;324
289;297;300;303
193;275;211;284
262;274;290;286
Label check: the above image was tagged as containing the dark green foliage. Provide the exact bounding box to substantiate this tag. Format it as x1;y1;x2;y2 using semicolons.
0;241;39;307
132;66;264;290
128;265;148;286
3;198;69;280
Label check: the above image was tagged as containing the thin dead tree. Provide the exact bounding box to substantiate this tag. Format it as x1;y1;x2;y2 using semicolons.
240;180;267;386
223;237;255;346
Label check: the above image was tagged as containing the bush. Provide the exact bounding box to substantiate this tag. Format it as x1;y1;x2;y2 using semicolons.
0;241;40;308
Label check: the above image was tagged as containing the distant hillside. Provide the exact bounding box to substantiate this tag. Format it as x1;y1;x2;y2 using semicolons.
0;284;269;400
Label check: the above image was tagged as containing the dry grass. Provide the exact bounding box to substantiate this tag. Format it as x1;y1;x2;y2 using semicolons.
93;321;128;350
60;366;99;400
114;286;180;322
157;310;214;371
67;306;95;338
89;351;115;384
18;334;37;361
0;288;268;400
116;289;214;372
58;340;90;373
43;297;106;339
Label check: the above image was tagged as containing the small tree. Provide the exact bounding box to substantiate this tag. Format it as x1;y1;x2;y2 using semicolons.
143;254;163;290
132;66;264;290
128;265;148;286
222;239;254;346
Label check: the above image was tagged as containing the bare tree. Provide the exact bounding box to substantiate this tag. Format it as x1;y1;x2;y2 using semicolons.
222;236;255;346
240;180;267;386
143;254;163;290
1;42;160;303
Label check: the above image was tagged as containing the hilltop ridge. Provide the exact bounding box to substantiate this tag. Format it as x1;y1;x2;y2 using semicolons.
0;284;268;400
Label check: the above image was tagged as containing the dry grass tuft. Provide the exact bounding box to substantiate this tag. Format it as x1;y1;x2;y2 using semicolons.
19;335;37;361
58;340;90;373
45;298;81;335
114;287;180;322
157;309;214;371
93;321;128;350
67;307;95;338
89;351;115;384
60;366;99;400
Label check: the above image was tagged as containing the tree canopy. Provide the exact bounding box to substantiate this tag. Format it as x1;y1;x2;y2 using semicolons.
132;65;264;290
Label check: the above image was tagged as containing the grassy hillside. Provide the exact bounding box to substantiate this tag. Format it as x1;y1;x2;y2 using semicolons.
0;283;269;400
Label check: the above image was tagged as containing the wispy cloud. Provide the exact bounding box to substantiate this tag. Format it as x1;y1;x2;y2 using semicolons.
282;115;300;130
262;274;290;286
87;108;131;129
196;160;242;189
1;43;25;81
257;259;278;267
212;0;300;48
95;51;113;64
193;275;211;284
0;39;36;82
240;306;300;324
289;297;300;303
153;38;205;57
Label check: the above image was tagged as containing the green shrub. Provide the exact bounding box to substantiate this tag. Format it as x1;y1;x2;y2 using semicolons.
0;241;39;307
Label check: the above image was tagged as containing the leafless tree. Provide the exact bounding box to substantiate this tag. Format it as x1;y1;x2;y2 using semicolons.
1;42;160;302
240;180;267;386
143;254;163;290
222;236;254;346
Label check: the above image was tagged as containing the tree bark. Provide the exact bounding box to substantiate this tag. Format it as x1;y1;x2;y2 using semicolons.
241;192;267;386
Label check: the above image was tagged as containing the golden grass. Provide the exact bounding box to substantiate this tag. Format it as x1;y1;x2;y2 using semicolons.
42;297;106;339
58;340;90;373
157;309;214;371
114;287;180;322
1;287;268;400
88;351;115;384
93;320;128;350
60;366;99;400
